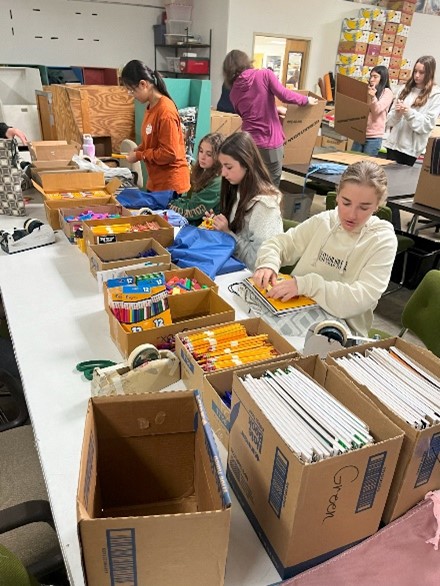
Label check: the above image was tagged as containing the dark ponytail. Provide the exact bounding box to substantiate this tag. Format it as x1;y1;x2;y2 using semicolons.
121;59;173;101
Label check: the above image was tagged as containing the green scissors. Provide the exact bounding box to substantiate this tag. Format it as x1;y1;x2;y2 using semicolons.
76;360;117;381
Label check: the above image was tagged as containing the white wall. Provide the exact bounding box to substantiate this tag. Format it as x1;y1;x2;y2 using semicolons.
0;0;163;70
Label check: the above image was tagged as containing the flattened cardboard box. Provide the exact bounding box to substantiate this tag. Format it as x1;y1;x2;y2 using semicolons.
77;391;231;586
203;352;299;449
32;173;121;230
413;127;440;210
106;288;235;358
60;204;131;243
334;73;370;144
282;91;327;165
327;336;440;523
88;238;171;277
176;315;298;397
227;356;403;579
82;213;174;248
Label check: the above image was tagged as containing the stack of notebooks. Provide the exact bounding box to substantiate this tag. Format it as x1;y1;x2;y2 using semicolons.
243;274;316;317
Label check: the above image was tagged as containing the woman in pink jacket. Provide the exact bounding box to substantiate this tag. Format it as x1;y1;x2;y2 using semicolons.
352;66;394;157
222;50;318;186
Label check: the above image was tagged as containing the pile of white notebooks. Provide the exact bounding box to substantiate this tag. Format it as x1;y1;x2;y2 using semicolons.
239;365;374;464
335;346;440;430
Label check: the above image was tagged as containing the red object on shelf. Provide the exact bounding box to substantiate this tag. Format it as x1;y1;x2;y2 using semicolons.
179;58;209;74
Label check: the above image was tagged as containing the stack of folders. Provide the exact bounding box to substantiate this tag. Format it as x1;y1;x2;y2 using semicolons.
240;365;374;463
243;275;316;316
335;346;440;430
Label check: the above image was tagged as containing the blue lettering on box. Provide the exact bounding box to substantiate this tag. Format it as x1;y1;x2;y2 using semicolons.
106;528;137;586
356;451;386;513
269;448;289;517
212;401;230;431
180;348;194;373
415;432;440;487
248;411;264;455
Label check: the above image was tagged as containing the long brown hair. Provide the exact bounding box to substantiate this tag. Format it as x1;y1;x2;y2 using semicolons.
219;132;280;233
190;133;224;192
398;55;437;108
222;50;253;89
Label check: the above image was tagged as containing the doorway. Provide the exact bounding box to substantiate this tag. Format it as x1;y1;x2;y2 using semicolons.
253;35;310;89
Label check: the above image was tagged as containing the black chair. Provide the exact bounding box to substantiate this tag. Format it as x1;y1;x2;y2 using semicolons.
0;369;28;431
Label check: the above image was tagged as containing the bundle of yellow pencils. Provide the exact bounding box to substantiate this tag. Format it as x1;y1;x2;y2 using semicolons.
182;323;278;372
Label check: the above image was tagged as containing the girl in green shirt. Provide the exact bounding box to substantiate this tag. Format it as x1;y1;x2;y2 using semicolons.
169;132;224;224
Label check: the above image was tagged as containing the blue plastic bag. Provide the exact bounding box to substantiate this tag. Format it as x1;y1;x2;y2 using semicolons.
116;188;174;209
168;225;243;279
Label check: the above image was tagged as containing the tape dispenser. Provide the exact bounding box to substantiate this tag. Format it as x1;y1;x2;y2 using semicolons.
0;218;55;254
91;343;180;397
303;320;380;358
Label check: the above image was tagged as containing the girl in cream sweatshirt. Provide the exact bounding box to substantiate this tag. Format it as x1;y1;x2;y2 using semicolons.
253;161;397;336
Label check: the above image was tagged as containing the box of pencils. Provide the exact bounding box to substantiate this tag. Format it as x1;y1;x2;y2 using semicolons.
106;288;235;359
175;317;299;392
227;355;403;580
327;336;440;524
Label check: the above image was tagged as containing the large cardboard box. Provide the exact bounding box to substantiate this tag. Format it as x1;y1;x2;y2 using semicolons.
227;356;403;579
203;353;298;449
77;391;231;586
334;73;370;144
32;173;121;230
327;337;440;523
282;91;327;165
88;238;171;277
107;288;235;358
413;128;440;210
176;316;298;391
210;110;242;137
82;213;174;248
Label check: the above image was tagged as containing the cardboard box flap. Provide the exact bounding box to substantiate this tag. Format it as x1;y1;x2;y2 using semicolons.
334;73;370;142
32;171;106;192
336;73;369;101
29;140;80;161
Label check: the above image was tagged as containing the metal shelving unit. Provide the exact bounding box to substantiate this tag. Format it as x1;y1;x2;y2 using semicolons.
154;29;212;79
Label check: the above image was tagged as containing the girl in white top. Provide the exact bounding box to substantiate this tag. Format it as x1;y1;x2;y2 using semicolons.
384;55;440;166
209;131;283;271
253;161;397;336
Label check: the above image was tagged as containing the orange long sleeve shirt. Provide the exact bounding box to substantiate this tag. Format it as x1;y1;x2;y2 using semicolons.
135;95;190;193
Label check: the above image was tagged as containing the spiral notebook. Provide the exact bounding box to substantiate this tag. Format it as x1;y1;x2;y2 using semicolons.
243;274;317;316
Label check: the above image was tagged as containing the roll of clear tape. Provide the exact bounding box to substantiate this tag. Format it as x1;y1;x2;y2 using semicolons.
127;343;161;370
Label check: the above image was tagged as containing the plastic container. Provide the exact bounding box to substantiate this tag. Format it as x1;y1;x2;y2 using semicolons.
279;180;315;223
82;134;95;159
164;33;187;45
165;19;192;35
165;3;193;20
166;57;182;73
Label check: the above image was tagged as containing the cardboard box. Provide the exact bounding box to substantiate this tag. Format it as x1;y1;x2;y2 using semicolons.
384;21;399;34
227;356;403;579
371;20;385;33
394;34;407;48
400;11;413;25
77;391;231;586
59;204;130;243
321;136;348;150
282;91;326;165
413;128;440;209
176;316;298;391
87;238;171;277
389;68;400;80
123;266;218;294
28;139;80;168
380;42;394;56
398;69;412;82
82;214;174;248
337;41;367;55
334;73;370;144
203;353;297;449
32;174;121;230
364;54;379;67
210;110;242;137
327;337;440;523
383;32;396;44
107;288;235;358
366;43;381;56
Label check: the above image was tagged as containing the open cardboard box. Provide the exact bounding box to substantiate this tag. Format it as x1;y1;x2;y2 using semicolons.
28;139;80;167
32;172;121;230
227;355;403;579
77;391;231;586
327;336;440;523
88;238;171;278
282;91;327;165
82;214;174;248
124;266;218;294
106;288;235;358
59;204;131;243
334;73;370;144
210;110;242;136
176;316;298;393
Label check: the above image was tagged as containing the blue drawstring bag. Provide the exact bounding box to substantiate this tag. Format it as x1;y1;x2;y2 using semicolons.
116;188;174;209
168;225;244;279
